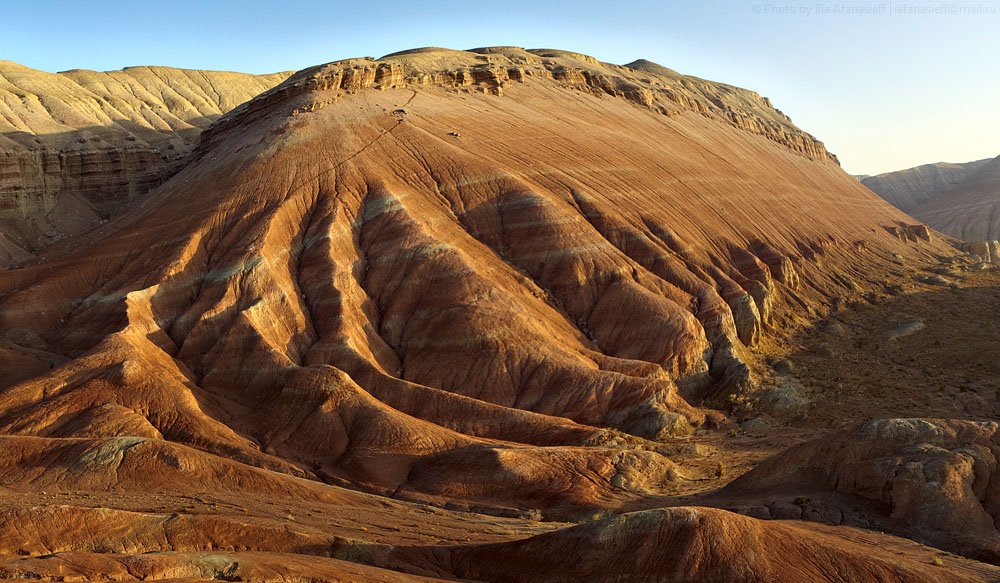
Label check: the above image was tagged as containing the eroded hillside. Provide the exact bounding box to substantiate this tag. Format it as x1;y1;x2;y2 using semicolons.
0;47;992;581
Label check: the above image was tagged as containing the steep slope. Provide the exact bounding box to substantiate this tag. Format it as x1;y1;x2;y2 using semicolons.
862;156;999;241
0;61;291;260
0;47;973;578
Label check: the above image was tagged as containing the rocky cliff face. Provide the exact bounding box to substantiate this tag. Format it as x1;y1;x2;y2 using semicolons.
863;156;1000;242
203;47;836;164
0;61;290;260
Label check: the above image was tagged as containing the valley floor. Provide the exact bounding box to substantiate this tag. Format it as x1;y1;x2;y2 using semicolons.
659;267;1000;488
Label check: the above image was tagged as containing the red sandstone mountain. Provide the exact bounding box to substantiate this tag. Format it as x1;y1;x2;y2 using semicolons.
0;47;994;581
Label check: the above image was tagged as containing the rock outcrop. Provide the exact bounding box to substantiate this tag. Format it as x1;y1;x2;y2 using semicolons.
725;419;1000;563
885;222;933;243
962;240;1000;263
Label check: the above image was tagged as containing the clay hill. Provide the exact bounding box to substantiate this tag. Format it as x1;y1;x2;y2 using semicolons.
863;156;1000;242
0;46;998;581
0;61;290;263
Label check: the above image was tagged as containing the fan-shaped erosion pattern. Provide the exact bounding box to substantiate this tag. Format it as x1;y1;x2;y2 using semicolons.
0;47;985;581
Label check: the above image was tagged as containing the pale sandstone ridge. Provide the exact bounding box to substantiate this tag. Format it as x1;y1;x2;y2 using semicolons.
0;47;979;580
863;155;1000;242
862;159;990;213
0;61;291;258
914;155;1000;242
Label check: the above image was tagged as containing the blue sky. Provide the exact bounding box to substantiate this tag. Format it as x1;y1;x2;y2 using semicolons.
4;0;999;175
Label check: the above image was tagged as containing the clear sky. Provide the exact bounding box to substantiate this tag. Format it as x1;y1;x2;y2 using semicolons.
4;0;999;175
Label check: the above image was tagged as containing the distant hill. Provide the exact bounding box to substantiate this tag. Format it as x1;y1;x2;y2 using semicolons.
862;157;999;241
0;61;291;262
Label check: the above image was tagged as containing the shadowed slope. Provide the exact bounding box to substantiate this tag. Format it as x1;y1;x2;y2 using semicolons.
0;435;991;582
435;507;990;582
725;418;1000;563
